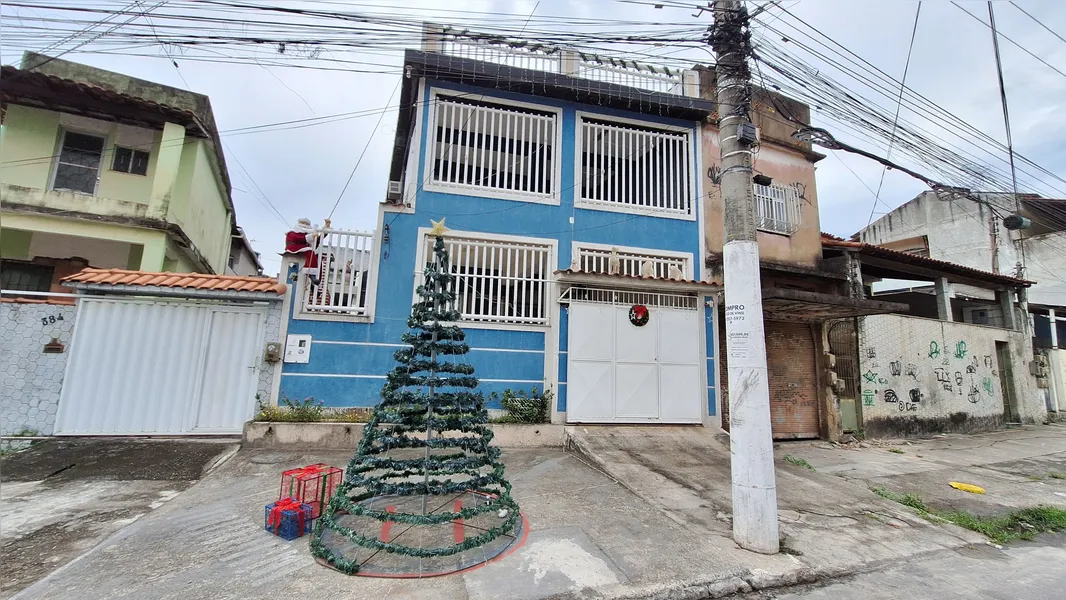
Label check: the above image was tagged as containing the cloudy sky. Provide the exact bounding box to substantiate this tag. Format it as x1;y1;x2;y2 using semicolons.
3;0;1064;275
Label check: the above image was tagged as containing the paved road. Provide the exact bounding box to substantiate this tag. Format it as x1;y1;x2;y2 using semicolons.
760;533;1066;600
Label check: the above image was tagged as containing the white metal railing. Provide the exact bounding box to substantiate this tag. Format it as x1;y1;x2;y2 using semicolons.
431;95;557;198
753;183;802;235
431;25;696;98
440;33;563;73
304;229;374;315
576;247;689;280
579;118;693;216
576;59;685;96
560;286;698;310
429;235;551;325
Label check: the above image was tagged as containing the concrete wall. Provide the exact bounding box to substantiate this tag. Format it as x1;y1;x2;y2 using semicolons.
858;314;1042;437
1;212;168;271
1;299;77;436
169;140;231;273
700;128;822;267
1020;231;1066;307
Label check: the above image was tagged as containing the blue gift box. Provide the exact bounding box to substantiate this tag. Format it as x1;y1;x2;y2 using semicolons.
265;499;313;541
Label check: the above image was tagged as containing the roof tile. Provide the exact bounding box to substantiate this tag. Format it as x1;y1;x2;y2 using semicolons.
61;268;286;295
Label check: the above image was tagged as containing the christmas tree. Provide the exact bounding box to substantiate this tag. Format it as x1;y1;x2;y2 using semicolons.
311;221;521;575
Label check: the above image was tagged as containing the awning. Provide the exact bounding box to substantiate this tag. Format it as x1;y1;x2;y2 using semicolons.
761;288;907;322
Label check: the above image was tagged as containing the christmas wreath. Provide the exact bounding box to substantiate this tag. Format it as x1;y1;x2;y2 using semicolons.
629;304;650;327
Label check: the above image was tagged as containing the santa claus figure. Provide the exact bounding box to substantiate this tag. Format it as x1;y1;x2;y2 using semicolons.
285;218;321;286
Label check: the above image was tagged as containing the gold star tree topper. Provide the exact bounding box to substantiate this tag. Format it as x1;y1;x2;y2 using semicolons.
429;218;448;236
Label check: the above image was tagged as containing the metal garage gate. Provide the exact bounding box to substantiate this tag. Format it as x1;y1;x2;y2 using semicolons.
719;318;821;439
54;298;266;435
566;288;703;424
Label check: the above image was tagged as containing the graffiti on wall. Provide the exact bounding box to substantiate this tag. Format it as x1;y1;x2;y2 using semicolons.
861;333;999;418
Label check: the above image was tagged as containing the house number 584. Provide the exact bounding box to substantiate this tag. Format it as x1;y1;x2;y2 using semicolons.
40;314;64;326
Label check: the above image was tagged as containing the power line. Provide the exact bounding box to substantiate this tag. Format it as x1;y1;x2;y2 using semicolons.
951;1;1066;83
866;1;921;229
327;78;400;220
1008;1;1066;48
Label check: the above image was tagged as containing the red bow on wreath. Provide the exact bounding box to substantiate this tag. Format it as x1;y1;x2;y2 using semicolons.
268;497;306;533
629;304;650;327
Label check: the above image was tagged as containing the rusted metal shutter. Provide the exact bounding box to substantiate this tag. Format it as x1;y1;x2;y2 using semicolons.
765;321;821;439
718;318;820;439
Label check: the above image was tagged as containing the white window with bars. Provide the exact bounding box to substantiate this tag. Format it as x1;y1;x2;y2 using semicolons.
560;286;699;310
577;114;694;219
574;244;692;280
421;233;552;325
428;92;560;203
753;182;802;235
303;228;375;316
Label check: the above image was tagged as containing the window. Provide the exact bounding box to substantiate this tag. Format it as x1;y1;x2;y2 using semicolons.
1;261;54;292
425;235;551;325
112;146;150;175
430;94;558;200
753;182;802;235
575;245;691;279
303;229;375;316
53;131;105;194
578;117;693;217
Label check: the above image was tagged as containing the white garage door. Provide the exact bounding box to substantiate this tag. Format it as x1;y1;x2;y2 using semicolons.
567;295;703;424
54;298;265;435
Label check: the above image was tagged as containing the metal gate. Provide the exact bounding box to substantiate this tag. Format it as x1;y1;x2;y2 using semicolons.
565;288;703;424
828;318;860;432
54;298;266;435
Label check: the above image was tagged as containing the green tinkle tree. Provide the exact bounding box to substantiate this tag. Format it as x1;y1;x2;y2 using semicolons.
310;233;520;575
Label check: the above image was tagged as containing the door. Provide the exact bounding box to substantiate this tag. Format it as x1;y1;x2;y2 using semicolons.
193;310;265;432
828;319;860;433
55;298;265;435
996;341;1018;423
567;300;702;424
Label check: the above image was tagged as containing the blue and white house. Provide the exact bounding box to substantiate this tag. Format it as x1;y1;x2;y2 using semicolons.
277;26;722;427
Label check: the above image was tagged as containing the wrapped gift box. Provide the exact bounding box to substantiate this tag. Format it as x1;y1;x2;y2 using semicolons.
265;498;313;541
278;463;342;519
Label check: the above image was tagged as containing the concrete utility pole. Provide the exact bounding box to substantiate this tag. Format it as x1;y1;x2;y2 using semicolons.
710;0;779;554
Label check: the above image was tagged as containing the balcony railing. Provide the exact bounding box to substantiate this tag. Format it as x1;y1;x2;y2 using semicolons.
426;24;699;98
303;228;374;315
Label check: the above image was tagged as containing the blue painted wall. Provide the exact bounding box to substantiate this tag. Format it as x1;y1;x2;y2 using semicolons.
279;78;708;410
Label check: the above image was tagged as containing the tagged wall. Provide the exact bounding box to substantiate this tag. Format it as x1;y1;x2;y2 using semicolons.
858;314;1039;437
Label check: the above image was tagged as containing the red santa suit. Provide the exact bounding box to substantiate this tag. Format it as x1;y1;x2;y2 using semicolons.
285;226;318;271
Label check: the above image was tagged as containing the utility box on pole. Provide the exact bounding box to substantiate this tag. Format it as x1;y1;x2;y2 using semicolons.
710;0;780;554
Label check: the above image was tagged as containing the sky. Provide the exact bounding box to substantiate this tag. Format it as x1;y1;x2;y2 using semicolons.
3;0;1065;276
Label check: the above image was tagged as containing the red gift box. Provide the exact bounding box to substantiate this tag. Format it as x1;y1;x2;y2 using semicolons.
279;463;342;519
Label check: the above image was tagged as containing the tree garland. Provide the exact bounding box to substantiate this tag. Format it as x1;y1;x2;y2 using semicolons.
310;234;521;575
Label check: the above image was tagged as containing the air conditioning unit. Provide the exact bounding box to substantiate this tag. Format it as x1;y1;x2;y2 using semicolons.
386;180;403;202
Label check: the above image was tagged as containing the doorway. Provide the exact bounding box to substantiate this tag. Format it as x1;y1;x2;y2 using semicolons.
828;319;861;433
995;341;1018;423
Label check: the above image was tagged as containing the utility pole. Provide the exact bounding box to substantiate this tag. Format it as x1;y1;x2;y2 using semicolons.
710;0;779;554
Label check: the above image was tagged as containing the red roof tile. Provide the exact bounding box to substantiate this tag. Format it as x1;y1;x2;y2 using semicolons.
61;268;286;295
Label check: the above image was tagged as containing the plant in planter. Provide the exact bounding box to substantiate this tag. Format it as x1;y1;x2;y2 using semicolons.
491;388;552;424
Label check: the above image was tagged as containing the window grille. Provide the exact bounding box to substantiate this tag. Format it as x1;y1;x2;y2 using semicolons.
560;286;698;310
575;246;690;279
430;95;557;199
0;261;54;293
579;118;692;216
753;183;802;235
303;229;374;315
53;131;104;194
426;235;551;325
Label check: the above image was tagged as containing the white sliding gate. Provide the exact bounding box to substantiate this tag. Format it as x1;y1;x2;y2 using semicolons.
54;298;266;435
566;289;703;424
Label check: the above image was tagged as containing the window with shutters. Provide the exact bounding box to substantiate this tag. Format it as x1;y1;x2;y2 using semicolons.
577;114;695;219
419;233;553;326
427;91;560;203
